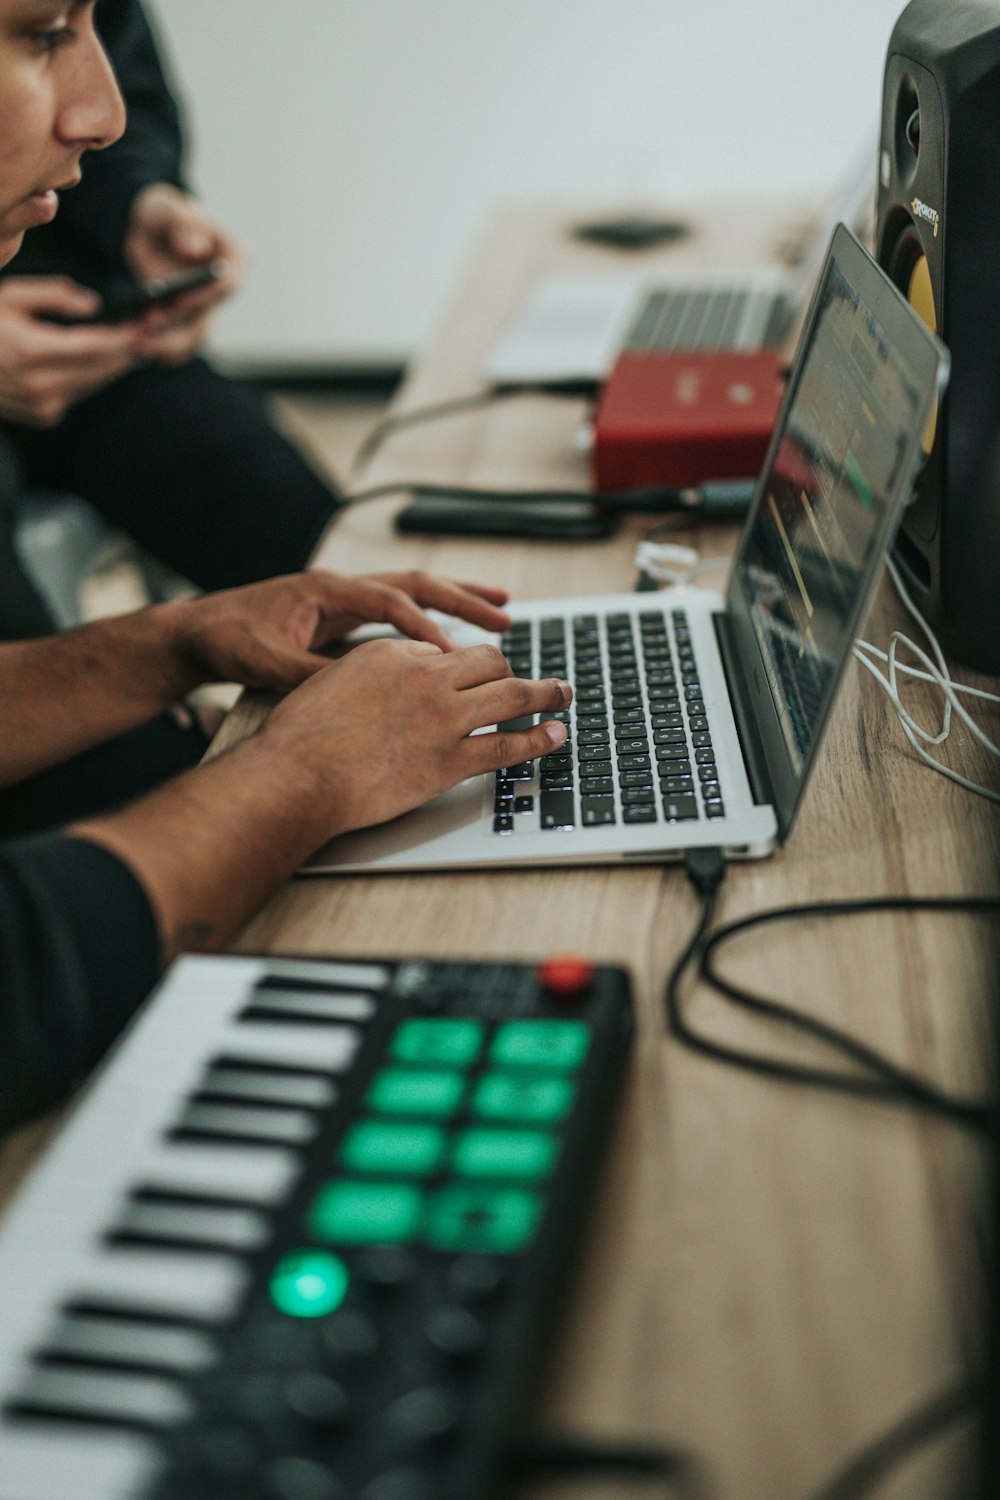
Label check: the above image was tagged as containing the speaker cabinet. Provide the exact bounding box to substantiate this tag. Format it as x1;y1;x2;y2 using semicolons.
877;0;1000;672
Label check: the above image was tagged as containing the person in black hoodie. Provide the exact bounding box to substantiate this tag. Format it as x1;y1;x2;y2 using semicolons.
0;0;572;1134
0;0;342;625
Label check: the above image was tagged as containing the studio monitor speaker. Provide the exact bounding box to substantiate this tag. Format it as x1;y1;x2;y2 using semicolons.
877;0;1000;672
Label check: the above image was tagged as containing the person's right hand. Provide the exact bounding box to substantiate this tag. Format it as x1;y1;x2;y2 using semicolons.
259;636;572;840
0;277;149;427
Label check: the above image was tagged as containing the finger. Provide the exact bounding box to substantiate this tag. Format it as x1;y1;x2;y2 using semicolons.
434;641;514;690
262;621;447;686
458;673;572;734
167;203;220;263
353;582;459;651
2;276;101;318
463;717;571;777
34;323;148;366
378;572;512;634
304;578;459;653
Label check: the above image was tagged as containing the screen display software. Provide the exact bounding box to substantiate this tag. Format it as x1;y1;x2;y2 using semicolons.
737;257;925;777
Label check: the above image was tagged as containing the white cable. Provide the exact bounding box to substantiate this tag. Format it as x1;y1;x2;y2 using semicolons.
634;540;731;588
634;534;999;801
854;557;1000;803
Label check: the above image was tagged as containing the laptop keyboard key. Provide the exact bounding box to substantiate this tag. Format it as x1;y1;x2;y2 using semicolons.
540;791;576;830
662;794;699;822
624;805;658;824
582;798;616;826
580;776;613;795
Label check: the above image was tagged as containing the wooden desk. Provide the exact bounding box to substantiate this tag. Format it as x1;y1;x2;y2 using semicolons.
4;201;1000;1500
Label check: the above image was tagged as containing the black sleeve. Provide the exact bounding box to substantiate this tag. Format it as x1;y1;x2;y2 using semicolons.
0;833;160;1132
37;0;188;273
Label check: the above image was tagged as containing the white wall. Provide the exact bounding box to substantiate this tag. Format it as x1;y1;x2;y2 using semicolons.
145;0;905;371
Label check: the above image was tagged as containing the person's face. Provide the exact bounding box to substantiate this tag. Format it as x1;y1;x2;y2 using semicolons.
0;0;124;267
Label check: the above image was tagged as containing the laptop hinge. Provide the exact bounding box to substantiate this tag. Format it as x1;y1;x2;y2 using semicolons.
712;611;775;813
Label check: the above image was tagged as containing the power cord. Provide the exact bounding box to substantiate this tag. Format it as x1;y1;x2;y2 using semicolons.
666;855;994;1498
669;851;996;1132
801;1379;981;1500
345;385;591;487
509;1433;707;1497
341;477;756;517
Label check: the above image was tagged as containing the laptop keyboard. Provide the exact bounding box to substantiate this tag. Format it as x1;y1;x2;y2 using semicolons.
493;607;726;834
623;287;756;352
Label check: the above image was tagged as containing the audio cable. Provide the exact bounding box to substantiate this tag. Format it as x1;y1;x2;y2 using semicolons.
344;383;592;487
341;476;757;518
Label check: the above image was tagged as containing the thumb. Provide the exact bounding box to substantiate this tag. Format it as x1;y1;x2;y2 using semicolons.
167;202;217;262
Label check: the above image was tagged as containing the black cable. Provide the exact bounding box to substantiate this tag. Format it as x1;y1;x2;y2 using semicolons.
342;478;757;516
801;1379;981;1500
346;384;591;484
667;855;997;1131
697;896;998;1129
510;1433;707;1497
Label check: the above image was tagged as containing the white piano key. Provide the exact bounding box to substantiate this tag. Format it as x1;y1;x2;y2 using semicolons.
139;1140;300;1206
261;958;390;990
223;1020;362;1073
70;1247;247;1323
246;988;376;1022
13;1366;193;1427
114;1199;270;1252
0;1427;160;1500
42;1315;217;1374
175;1102;319;1146
201;1067;338;1109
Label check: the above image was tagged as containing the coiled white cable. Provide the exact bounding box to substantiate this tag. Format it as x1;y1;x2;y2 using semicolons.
854;555;1000;803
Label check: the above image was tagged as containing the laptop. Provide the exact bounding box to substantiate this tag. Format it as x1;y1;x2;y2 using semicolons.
483;149;876;389
306;224;947;875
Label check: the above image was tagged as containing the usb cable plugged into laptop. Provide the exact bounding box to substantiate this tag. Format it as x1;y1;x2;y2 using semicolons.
667;851;996;1130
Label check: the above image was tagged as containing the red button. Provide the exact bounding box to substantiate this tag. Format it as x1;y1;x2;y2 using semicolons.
537;956;595;1000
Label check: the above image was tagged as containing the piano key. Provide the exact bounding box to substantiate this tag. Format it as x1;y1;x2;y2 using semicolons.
40;1315;217;1374
10;1366;193;1427
138;1140;300;1206
220;1021;361;1074
0;1426;161;1500
174;1102;319;1146
245;988;376;1022
259;959;390;990
200;1067;338;1110
112;1199;271;1252
69;1247;248;1323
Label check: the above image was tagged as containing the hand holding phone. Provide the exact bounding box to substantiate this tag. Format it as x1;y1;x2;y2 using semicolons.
42;262;225;327
95;261;225;323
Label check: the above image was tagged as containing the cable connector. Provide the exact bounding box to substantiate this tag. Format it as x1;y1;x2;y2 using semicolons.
683;846;726;900
677;478;757;517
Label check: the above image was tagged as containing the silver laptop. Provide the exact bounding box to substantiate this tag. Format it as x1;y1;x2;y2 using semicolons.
484;150;875;388
307;225;946;876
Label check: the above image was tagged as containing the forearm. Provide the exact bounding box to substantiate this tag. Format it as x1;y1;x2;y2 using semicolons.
70;732;338;960
0;604;198;786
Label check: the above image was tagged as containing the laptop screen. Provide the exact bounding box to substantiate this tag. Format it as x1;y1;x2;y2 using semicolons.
725;223;947;839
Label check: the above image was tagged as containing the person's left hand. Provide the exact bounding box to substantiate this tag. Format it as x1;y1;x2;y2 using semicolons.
123;183;248;364
164;569;514;696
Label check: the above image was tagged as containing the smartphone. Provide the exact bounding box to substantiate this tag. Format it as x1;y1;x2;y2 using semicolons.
97;262;224;322
45;262;224;326
395;488;616;542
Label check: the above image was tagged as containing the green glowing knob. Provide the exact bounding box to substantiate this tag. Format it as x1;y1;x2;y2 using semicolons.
269;1249;349;1319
